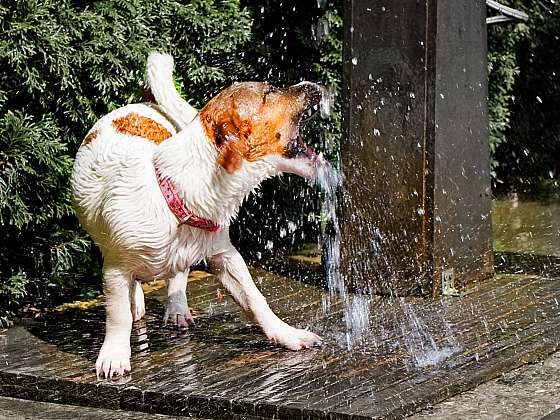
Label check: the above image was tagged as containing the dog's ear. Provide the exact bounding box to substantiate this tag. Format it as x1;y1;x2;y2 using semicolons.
214;116;249;174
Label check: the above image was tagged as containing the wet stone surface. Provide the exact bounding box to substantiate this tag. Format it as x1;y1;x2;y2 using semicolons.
1;268;560;419
0;396;192;420
410;350;560;419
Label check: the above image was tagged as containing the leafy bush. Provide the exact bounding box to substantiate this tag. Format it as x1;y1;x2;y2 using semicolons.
0;0;253;326
487;20;528;164
489;0;560;191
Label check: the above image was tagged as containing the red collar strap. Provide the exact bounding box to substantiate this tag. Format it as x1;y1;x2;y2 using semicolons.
155;168;220;232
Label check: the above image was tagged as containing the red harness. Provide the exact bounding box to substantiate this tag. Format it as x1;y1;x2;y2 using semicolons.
155;168;220;232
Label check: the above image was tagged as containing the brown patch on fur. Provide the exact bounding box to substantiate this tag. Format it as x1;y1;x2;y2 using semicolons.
200;82;303;173
112;113;172;145
81;129;99;147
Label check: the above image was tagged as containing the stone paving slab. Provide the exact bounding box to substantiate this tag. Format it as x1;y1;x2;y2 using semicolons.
1;269;560;419
410;350;560;420
0;396;190;420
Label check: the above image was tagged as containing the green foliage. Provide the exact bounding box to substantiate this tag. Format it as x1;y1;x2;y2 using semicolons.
489;0;560;190
487;21;527;162
0;111;73;228
0;271;28;328
0;0;253;326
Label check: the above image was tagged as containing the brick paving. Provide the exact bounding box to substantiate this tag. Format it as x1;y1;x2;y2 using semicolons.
1;269;560;419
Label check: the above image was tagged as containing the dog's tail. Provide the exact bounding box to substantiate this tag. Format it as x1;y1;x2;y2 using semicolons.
145;52;198;129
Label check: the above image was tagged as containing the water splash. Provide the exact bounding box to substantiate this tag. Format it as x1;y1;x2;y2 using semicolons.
398;298;459;367
315;163;371;349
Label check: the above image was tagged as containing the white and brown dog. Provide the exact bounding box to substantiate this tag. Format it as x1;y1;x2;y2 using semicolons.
71;53;331;379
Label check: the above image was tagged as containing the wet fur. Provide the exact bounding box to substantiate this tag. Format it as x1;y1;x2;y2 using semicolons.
71;53;324;378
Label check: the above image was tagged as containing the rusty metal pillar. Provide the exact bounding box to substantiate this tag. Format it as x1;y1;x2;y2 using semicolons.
340;0;494;295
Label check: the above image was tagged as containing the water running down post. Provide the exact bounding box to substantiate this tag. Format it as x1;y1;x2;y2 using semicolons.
339;0;494;296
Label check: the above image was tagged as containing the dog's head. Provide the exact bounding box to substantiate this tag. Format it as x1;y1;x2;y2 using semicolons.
200;81;330;179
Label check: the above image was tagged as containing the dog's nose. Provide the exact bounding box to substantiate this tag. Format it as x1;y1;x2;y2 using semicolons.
290;82;332;119
291;81;324;101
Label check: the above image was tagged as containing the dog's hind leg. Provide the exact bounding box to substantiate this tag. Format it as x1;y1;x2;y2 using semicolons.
208;247;322;351
163;270;195;329
131;281;145;322
96;265;134;379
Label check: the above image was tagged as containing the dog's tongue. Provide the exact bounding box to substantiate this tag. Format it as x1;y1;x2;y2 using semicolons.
295;136;320;162
295;136;341;188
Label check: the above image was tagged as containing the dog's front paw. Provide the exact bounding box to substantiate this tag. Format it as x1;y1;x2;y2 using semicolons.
163;306;195;329
267;323;322;350
96;343;131;380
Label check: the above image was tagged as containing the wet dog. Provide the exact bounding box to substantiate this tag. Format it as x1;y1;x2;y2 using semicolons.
71;53;330;379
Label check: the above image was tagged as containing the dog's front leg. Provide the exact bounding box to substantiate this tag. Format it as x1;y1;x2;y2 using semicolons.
96;265;134;379
164;271;195;328
208;247;322;350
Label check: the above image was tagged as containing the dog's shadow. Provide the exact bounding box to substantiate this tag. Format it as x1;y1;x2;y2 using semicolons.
26;296;277;364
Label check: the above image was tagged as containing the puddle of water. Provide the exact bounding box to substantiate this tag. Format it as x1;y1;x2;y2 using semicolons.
493;195;560;257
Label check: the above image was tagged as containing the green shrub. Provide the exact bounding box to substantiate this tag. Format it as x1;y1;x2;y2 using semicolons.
489;0;560;191
0;0;253;326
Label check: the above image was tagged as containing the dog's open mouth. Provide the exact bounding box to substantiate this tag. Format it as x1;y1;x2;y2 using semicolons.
284;102;322;162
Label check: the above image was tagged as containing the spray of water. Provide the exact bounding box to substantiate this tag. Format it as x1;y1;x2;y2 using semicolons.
305;13;457;364
315;147;460;365
315;163;372;350
397;298;459;367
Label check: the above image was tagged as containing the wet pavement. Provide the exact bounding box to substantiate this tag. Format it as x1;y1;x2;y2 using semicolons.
493;195;560;258
410;350;560;419
0;396;187;419
2;267;560;419
3;348;560;420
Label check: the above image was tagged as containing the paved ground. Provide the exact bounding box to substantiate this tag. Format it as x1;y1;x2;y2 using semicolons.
1;350;560;420
0;396;181;419
2;270;560;419
411;350;560;419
